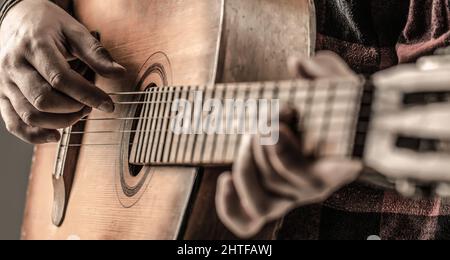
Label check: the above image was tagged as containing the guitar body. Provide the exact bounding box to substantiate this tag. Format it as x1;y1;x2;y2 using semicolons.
21;0;315;240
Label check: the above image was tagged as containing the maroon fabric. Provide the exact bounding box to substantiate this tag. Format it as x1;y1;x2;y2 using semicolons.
278;0;450;240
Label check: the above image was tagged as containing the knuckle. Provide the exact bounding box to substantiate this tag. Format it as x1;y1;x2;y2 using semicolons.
28;39;48;52
89;40;108;57
21;31;48;49
48;72;67;90
21;111;38;126
32;87;52;112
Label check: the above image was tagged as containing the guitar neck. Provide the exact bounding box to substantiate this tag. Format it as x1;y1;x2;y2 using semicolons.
127;78;366;166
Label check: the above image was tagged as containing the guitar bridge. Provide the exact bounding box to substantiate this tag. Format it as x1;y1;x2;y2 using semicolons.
52;121;85;226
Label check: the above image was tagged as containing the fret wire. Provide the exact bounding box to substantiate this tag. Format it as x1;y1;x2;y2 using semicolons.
145;86;163;163
318;81;336;155
139;88;155;163
183;86;199;163
188;86;204;163
158;86;175;163
210;84;227;163
233;82;252;157
178;85;193;163
288;80;297;106
145;86;159;163
301;81;315;129
169;86;184;163
344;84;358;157
151;87;165;162
130;89;150;164
174;86;191;163
196;85;215;163
222;84;239;162
164;86;183;163
152;86;167;163
200;83;218;163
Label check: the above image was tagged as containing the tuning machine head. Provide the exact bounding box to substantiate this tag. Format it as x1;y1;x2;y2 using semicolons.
363;51;450;199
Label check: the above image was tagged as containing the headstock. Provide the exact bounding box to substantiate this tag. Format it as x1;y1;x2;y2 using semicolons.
364;53;450;198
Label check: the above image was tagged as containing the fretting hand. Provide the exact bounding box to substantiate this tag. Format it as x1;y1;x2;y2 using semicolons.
215;51;364;238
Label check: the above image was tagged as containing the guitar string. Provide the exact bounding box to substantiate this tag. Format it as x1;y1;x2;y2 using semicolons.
66;96;368;145
87;81;368;124
60;117;369;146
111;94;361;105
105;82;364;96
57;128;370;148
55;81;369;147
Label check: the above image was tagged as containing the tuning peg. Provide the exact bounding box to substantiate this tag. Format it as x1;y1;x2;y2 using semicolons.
417;55;450;71
435;46;450;56
395;179;417;198
435;183;450;198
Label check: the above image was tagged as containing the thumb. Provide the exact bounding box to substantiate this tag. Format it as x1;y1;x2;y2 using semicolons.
64;27;126;78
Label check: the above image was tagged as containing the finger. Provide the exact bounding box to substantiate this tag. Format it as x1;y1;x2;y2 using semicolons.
5;83;91;129
309;159;363;199
0;97;60;144
265;124;325;189
313;51;356;77
64;26;126;78
9;62;84;113
288;55;307;78
24;40;115;112
252;131;312;199
215;173;265;239
279;106;301;134
265;124;362;201
232;136;295;219
288;51;357;80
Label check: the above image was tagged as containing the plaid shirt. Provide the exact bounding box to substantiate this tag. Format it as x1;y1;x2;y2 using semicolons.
278;0;450;240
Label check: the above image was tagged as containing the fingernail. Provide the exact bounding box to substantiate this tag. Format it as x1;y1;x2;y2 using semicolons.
112;62;126;72
82;107;93;116
98;101;115;113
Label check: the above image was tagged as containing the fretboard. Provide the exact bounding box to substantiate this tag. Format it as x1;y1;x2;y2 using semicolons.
125;79;364;166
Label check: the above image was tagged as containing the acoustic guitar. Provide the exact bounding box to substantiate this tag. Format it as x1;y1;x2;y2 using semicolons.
21;0;450;240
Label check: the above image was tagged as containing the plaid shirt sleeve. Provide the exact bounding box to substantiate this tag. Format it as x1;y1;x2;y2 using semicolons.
397;0;450;63
277;0;450;240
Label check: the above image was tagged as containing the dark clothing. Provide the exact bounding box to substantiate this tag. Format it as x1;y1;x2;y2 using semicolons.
279;0;450;240
315;0;449;75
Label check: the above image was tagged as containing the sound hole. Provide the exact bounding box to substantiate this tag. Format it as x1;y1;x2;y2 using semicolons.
128;84;156;177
